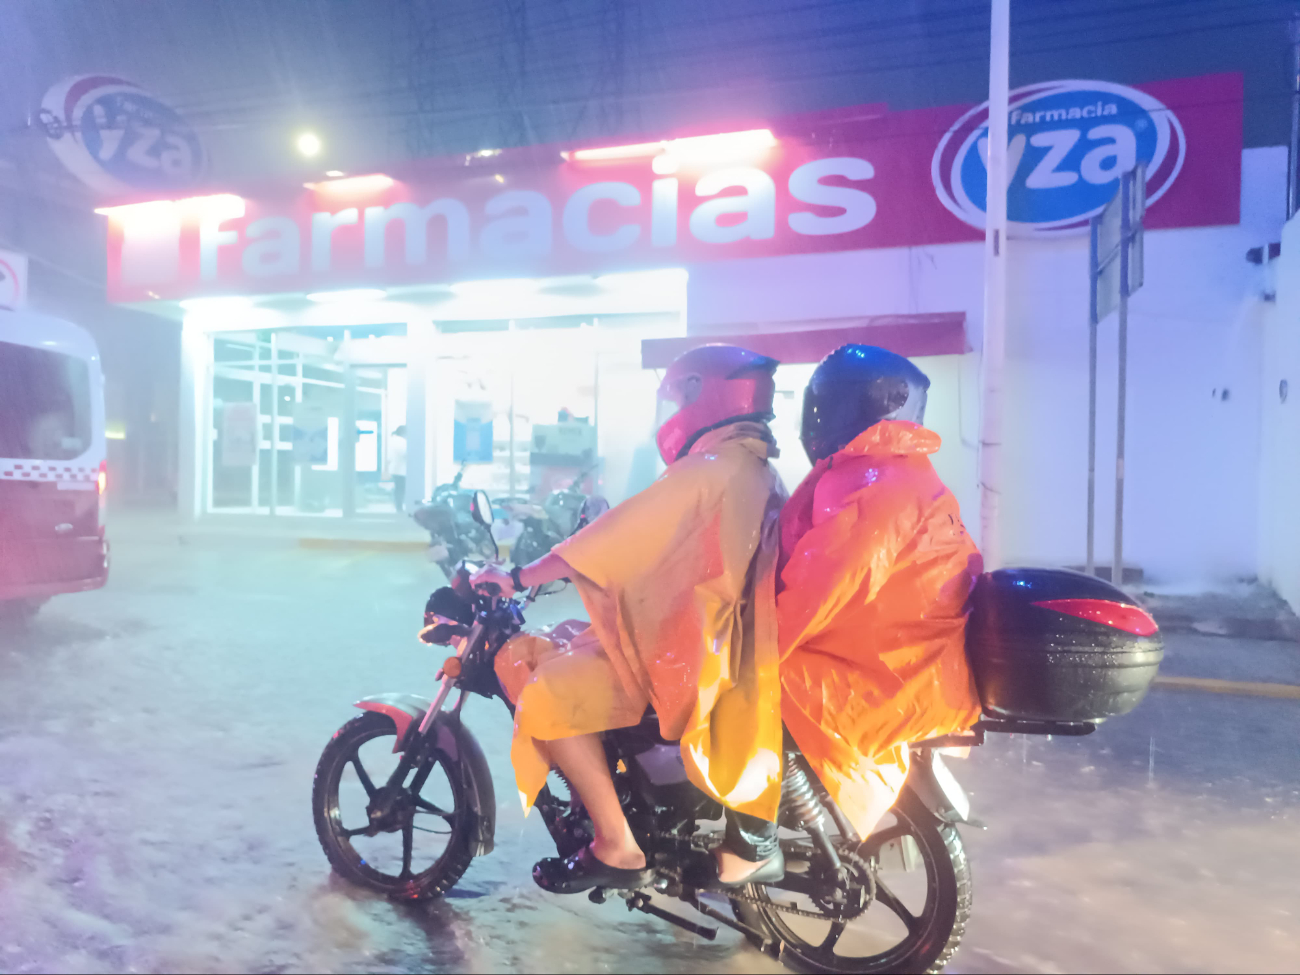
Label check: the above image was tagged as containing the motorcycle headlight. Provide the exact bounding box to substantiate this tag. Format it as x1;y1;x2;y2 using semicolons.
424;586;474;626
419;621;470;646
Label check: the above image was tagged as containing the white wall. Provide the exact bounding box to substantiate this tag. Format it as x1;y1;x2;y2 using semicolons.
1258;214;1300;611
687;147;1287;586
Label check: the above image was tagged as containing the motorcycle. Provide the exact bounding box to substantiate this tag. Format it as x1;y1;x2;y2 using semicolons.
411;463;496;577
505;466;608;566
313;493;1163;974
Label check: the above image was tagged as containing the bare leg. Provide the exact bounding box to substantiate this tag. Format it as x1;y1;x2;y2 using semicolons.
544;734;646;869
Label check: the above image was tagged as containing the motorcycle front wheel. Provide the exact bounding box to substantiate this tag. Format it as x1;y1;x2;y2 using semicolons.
731;789;971;974
312;711;475;900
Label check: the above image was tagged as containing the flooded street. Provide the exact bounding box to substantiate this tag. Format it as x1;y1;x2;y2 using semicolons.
0;526;1295;974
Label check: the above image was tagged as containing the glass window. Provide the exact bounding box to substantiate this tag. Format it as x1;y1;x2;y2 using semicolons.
0;340;92;460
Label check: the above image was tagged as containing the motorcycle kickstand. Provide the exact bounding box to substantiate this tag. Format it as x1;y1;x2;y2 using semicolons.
684;890;781;957
602;889;718;941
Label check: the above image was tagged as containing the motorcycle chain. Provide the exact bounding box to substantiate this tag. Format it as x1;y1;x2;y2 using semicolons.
721;847;876;921
723;888;845;919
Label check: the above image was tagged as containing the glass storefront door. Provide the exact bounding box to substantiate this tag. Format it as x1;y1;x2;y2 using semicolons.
430;313;680;508
207;331;406;518
353;365;407;515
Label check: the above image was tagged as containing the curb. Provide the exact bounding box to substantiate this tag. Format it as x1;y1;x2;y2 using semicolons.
297;538;428;553
1151;615;1300;642
1152;675;1300;700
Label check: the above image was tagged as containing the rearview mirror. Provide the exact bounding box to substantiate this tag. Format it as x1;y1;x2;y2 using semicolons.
470;489;494;527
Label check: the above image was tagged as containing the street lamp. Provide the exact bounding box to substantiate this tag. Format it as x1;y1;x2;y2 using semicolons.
296;132;323;157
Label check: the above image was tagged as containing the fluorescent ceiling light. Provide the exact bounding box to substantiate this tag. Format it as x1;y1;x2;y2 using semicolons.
306;173;394;193
179;296;254;312
324;170;345;177
450;278;539;299
96;193;245;220
596;268;689;289
571;128;777;165
306;288;388;303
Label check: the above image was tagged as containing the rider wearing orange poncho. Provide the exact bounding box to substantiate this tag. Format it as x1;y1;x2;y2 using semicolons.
702;345;983;878
473;344;787;893
775;344;983;845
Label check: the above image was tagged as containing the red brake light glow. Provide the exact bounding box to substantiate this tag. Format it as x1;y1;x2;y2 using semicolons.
1032;598;1158;636
97;460;107;495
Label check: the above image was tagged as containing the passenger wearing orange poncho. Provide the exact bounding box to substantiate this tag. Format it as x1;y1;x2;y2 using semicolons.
471;344;786;894
776;344;983;842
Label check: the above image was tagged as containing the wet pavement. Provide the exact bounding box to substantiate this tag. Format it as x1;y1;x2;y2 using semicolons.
0;527;1296;974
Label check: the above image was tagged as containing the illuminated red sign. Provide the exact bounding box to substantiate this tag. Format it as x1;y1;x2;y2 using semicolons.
102;72;1241;304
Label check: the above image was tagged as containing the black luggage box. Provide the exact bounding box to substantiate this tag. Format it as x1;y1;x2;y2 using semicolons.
966;568;1163;725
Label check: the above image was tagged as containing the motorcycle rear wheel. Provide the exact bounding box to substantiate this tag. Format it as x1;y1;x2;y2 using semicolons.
312;711;475;900
731;789;970;974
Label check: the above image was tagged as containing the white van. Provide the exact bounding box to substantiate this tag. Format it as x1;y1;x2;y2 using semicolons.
0;309;109;620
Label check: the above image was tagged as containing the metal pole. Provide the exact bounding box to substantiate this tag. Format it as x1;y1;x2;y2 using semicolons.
508;321;517;498
251;338;260;511
1288;13;1300;218
592;319;600;491
294;359;303;512
341;360;357;519
979;0;1011;570
1086;219;1098;577
1113;172;1131;586
269;330;278;517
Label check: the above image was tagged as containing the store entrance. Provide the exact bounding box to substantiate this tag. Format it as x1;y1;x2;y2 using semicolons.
207;330;407;518
430;313;680;509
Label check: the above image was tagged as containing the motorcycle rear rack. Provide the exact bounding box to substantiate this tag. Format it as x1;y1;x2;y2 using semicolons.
916;718;1096;751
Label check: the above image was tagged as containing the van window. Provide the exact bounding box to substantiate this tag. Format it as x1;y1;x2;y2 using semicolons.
0;340;92;460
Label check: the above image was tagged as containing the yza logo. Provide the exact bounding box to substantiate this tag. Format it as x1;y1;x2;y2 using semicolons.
40;75;205;197
932;80;1185;236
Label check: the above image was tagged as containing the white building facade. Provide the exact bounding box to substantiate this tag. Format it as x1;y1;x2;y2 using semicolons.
101;71;1289;591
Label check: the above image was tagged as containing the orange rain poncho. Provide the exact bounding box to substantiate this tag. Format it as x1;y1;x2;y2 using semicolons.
495;422;787;820
777;420;983;838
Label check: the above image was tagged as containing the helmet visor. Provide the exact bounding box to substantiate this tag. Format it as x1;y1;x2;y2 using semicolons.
655;373;700;428
888;383;927;425
655;390;684;428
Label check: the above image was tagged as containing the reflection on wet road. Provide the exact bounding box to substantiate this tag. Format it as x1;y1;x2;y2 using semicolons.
0;535;1295;973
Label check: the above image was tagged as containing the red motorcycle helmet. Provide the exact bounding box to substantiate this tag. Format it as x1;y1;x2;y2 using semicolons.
655;344;778;465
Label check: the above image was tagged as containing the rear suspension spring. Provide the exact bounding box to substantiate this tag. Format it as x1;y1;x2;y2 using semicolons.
781;752;826;832
781;753;844;874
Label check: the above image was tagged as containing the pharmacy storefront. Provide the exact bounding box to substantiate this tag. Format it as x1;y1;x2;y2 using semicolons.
100;72;1256;587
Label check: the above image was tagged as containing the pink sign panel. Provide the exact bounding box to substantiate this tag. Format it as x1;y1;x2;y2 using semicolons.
103;72;1242;304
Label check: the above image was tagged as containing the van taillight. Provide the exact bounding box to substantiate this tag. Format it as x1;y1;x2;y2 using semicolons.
97;460;107;495
1032;598;1158;637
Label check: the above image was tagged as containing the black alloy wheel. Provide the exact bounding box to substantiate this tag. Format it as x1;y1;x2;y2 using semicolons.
312;711;475;900
731;789;971;974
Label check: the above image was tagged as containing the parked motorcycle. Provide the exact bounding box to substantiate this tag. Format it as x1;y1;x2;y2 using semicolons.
313;494;1163;974
505;466;608;565
411;463;496;577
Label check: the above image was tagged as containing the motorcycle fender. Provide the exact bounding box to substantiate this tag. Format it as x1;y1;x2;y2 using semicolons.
907;749;976;826
353;696;497;857
355;693;432;753
432;713;497;857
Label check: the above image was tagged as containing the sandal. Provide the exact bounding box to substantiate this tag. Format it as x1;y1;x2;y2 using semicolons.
533;845;654;895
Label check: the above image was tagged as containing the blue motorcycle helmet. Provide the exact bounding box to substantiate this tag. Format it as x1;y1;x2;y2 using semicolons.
800;344;931;464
